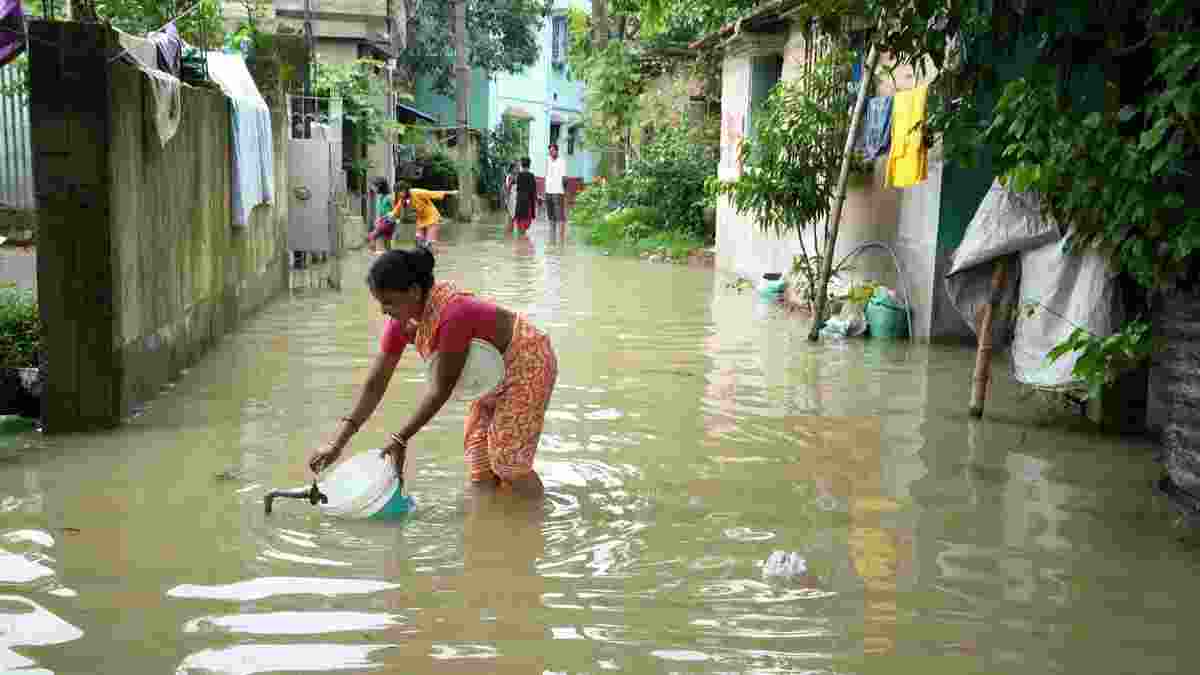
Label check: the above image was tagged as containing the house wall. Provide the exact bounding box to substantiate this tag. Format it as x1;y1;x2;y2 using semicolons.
413;68;492;130
30;21;290;431
717;29;898;287
490;0;593;184
715;23;958;338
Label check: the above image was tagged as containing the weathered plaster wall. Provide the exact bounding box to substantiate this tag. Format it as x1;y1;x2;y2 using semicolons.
715;25;964;338
716;28;899;290
108;64;290;413
31;21;289;431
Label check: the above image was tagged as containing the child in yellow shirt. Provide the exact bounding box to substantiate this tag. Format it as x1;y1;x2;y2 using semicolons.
393;186;459;245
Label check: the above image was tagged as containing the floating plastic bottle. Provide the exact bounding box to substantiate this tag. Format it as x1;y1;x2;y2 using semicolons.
763;551;808;580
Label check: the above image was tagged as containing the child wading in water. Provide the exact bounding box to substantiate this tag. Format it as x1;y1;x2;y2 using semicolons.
309;247;557;497
393;185;458;247
368;178;396;252
511;157;537;235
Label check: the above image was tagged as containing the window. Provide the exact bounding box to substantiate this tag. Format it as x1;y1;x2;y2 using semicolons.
551;15;569;65
746;53;784;165
550;122;562;146
567;126;577;155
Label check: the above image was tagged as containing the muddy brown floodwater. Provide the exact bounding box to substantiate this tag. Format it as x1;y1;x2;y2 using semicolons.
1;219;1197;673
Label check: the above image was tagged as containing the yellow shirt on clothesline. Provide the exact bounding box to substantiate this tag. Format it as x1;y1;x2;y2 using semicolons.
886;83;930;188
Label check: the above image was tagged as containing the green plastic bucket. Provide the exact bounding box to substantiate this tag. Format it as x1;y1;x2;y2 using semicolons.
866;295;909;338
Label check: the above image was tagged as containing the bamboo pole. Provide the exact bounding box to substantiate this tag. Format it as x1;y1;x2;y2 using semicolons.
968;257;1012;418
808;42;880;341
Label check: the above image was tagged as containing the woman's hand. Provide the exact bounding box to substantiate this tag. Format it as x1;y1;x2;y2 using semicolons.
309;441;343;475
380;434;408;477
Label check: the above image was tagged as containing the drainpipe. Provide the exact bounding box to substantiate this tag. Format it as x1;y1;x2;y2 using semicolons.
303;0;313;98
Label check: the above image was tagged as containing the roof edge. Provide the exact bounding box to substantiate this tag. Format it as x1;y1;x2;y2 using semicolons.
689;0;807;51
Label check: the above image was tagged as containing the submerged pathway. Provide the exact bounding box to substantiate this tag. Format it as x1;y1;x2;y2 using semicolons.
0;218;1192;673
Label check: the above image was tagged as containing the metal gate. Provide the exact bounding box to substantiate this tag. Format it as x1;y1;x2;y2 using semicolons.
286;94;343;254
0;63;33;210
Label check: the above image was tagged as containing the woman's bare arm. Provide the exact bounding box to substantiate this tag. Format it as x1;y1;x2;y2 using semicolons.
310;351;403;473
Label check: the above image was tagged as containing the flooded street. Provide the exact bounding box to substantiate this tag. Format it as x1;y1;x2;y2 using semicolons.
1;218;1197;674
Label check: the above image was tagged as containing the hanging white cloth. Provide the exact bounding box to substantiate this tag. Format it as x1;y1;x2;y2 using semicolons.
142;67;182;147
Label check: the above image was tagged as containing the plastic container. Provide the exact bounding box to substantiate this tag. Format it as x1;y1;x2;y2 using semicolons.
427;338;505;401
865;288;909;338
318;451;414;520
763;551;808;580
757;273;787;297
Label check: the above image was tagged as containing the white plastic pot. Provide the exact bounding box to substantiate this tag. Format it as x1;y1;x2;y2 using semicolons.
426;338;505;401
318;451;413;519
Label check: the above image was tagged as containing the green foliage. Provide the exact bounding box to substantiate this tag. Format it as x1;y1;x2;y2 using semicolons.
225;0;274;53
720;48;856;307
401;0;549;96
865;0;1198;392
571;39;645;154
0;1;225;96
477;117;530;198
985;29;1200;293
0;55;28;98
633;229;708;260
633;0;759;39
98;0;227;47
568;182;614;231
723;50;854;236
312;58;403;187
0;285;39;368
573;124;715;254
587;205;662;247
623;124;718;238
1048;320;1155;401
416;147;460;191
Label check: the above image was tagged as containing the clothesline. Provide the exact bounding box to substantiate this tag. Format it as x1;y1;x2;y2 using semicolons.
0;0;206;63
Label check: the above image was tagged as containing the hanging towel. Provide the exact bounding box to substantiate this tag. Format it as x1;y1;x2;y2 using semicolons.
886;83;929;188
0;0;25;68
142;67;182;147
206;52;275;226
116;29;158;70
862;96;893;161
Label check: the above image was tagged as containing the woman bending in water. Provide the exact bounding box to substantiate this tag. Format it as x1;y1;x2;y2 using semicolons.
309;247;558;497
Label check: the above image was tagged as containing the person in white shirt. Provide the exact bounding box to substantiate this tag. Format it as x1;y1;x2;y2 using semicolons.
544;143;567;229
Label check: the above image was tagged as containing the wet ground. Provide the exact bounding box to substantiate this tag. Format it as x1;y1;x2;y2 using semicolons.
1;219;1196;673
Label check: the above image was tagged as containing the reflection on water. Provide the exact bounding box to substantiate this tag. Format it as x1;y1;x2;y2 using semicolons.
0;595;83;671
0;219;1195;673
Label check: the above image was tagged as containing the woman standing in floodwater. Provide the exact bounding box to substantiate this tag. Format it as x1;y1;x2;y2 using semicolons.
308;247;558;497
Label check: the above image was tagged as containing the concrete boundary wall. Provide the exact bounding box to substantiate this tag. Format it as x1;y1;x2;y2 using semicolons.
30;21;289;431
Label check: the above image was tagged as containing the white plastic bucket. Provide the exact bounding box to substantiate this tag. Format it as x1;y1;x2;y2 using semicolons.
426;338;505;401
317;451;413;519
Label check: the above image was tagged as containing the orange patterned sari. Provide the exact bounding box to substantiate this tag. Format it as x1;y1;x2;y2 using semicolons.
415;282;558;483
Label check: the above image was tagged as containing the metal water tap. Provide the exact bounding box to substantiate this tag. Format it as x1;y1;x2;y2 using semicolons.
264;481;328;515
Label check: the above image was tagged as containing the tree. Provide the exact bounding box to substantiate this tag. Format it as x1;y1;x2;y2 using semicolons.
96;0;226;47
566;0;747;179
401;0;550;96
719;47;867;336
453;0;473;218
630;0;757;39
313;58;402;189
863;0;1198;391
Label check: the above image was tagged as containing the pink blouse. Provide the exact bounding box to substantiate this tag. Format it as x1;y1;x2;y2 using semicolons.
380;295;499;355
